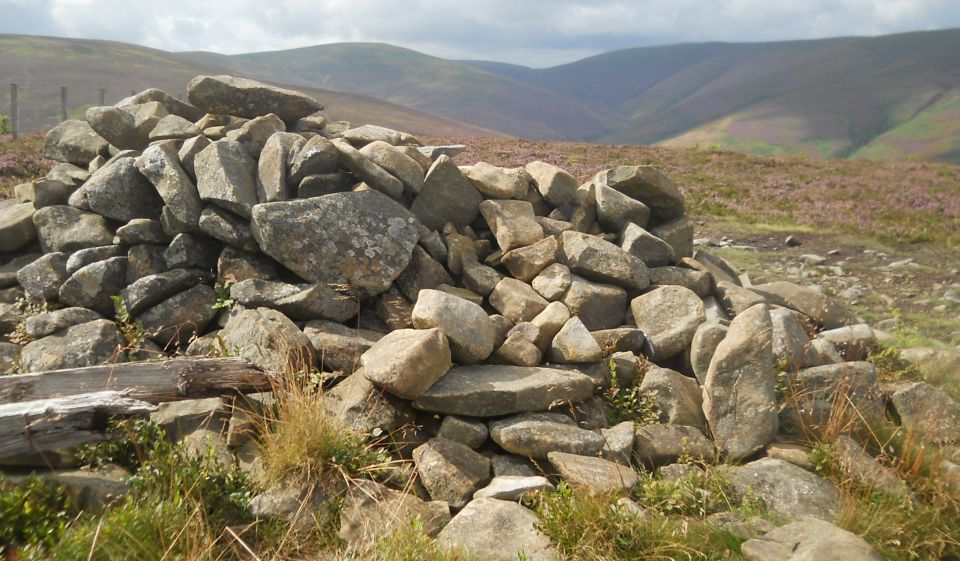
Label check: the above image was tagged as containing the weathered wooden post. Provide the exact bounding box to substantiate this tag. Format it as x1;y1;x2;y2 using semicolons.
60;85;68;121
10;83;19;139
99;88;106;105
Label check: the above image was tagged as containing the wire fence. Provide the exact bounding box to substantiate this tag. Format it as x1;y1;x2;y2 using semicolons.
5;83;145;139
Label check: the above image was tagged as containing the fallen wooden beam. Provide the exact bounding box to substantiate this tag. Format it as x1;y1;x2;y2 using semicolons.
0;358;273;405
0;391;155;458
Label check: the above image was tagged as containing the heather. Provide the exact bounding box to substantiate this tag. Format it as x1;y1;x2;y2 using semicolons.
434;137;960;250
0;133;52;199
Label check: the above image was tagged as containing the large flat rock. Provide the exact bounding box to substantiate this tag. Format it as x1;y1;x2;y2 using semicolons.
412;365;594;417
251;190;420;299
187;75;322;121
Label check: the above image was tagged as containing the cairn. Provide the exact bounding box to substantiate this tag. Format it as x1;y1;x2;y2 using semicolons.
1;74;957;560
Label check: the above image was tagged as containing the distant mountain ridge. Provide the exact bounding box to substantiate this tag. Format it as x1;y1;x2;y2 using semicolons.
2;30;958;162
228;30;960;162
0;35;499;139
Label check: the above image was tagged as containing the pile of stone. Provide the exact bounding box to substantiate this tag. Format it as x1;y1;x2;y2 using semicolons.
1;74;958;560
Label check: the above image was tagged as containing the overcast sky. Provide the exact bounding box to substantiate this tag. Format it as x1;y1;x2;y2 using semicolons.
2;0;958;67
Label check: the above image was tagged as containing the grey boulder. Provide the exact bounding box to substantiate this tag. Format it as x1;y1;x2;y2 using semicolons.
187;75;323;121
252;190;420;299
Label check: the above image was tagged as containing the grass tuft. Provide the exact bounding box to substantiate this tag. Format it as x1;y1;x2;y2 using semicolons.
255;374;395;490
533;485;746;560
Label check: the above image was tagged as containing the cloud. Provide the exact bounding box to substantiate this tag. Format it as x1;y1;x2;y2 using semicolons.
1;0;958;66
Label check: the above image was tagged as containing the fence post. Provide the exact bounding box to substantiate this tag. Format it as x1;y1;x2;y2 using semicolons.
61;85;68;121
10;83;19;139
99;88;106;106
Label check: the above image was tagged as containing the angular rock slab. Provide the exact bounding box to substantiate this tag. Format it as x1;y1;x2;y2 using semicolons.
703;303;777;460
741;517;884;561
220;307;316;374
586;165;685;221
889;381;960;443
20;319;125;372
725;458;840;521
42;120;109;165
361;327;452;400
78;157;163;223
437;498;559;561
640;366;706;431
411;154;483;230
489;412;605;458
559;230;649;291
413;365;594;417
194;140;259;219
33;206;113;253
751;281;859;330
474;476;555;501
413;437;490;508
251;190;420;299
411;289;496;364
339;480;450;549
0;203;36;252
547;451;639;493
187;75;322;121
632;285;705;360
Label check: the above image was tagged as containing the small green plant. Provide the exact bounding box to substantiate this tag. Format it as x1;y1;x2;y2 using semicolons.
111;295;147;349
634;467;743;518
0;114;9;135
604;359;659;426
810;443;835;476
212;282;236;310
77;419;253;522
45;418;258;560
868;346;923;383
0;475;75;556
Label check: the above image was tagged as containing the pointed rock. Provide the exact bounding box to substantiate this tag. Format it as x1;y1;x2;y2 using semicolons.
703;303;777;460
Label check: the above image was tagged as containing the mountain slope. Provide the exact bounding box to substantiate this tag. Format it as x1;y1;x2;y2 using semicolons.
232;43;620;140
466;29;960;162
0;35;497;138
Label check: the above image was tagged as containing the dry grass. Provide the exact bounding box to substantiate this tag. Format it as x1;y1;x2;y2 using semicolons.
778;372;960;560
254;373;395;490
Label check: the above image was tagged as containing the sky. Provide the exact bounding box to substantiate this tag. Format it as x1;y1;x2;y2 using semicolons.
1;0;958;67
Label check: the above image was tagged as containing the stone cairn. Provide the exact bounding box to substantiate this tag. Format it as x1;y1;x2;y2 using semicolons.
1;75;957;559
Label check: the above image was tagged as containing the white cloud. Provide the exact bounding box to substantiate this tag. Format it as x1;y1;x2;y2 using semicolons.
0;0;957;66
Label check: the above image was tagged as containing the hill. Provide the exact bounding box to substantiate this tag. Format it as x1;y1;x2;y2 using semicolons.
2;30;959;162
465;29;960;162
0;35;497;138
231;42;619;140
229;30;960;163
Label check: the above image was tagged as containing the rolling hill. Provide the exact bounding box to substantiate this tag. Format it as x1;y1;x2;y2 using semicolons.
2;30;959;162
0;35;498;138
231;43;619;140
234;30;960;162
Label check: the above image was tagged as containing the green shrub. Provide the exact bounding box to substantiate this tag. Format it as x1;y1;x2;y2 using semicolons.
0;475;75;556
